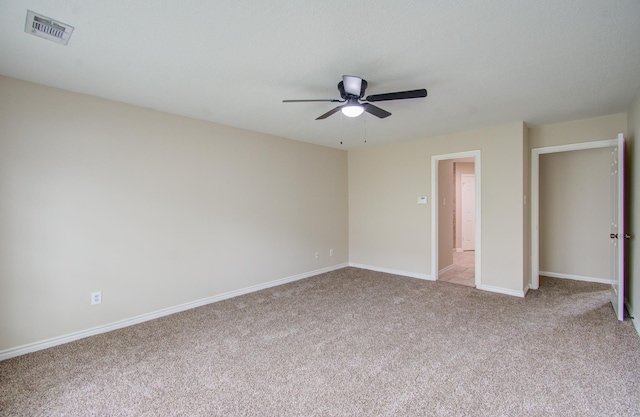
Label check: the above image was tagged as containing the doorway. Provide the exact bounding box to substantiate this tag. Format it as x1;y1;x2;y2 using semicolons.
431;151;481;288
530;135;626;320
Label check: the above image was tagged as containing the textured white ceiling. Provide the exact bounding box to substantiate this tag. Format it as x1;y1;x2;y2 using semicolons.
1;0;639;149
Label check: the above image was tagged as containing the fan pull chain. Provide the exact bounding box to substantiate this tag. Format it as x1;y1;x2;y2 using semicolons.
363;113;367;143
339;112;344;145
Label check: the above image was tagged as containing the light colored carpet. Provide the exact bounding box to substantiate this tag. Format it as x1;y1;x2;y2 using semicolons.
1;268;639;416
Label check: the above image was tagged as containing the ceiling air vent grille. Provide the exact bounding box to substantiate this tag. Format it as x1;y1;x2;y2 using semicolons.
24;10;74;46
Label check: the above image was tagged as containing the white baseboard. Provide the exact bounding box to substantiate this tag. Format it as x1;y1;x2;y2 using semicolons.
539;271;613;285
476;284;526;298
348;263;433;281
439;264;454;274
348;263;528;298
624;300;640;338
0;263;349;362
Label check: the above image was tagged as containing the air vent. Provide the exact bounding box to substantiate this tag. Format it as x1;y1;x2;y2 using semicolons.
24;10;74;46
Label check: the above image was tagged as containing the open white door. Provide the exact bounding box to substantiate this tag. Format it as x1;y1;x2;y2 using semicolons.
461;174;475;251
610;134;626;321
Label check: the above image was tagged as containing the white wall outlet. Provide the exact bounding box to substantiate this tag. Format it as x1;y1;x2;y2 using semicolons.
91;291;102;305
329;249;334;256
315;251;319;259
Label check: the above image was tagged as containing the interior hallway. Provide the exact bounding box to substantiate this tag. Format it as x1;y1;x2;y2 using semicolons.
439;250;475;287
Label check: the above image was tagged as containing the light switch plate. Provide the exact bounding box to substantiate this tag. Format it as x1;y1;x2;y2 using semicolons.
417;196;427;204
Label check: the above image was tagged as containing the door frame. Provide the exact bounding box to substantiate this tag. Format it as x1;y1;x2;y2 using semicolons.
431;150;481;287
530;137;619;290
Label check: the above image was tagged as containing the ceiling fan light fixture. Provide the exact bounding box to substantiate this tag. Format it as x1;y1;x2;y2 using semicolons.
341;104;364;118
283;75;427;120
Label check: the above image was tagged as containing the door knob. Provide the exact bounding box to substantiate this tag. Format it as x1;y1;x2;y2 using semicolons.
610;233;618;239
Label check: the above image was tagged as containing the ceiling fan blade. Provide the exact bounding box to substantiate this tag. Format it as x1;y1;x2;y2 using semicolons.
283;99;342;103
363;103;391;118
365;89;427;102
342;75;363;96
316;106;343;120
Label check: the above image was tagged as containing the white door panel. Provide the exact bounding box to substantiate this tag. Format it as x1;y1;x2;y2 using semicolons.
461;174;475;251
610;134;625;321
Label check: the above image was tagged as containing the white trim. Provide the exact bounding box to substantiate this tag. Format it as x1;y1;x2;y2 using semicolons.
455;248;464;252
624;300;640;337
530;138;618;290
432;150;482;288
539;271;614;285
439;264;455;274
476;284;526;298
614;133;625;321
349;263;433;280
349;264;528;299
531;146;539;290
0;263;348;361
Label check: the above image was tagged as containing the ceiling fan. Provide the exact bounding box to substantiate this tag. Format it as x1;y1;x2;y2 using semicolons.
283;75;428;120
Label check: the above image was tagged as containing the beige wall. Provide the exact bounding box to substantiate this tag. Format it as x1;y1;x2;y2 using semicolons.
3;75;636;355
348;122;526;292
628;90;640;330
528;113;627;148
522;124;531;289
438;160;454;270
0;76;349;352
539;148;611;280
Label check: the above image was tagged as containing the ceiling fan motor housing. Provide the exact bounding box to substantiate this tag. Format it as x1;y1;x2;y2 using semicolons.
338;79;367;99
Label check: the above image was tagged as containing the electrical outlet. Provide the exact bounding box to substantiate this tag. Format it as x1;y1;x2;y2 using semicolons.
91;291;102;305
329;249;334;256
315;252;319;259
